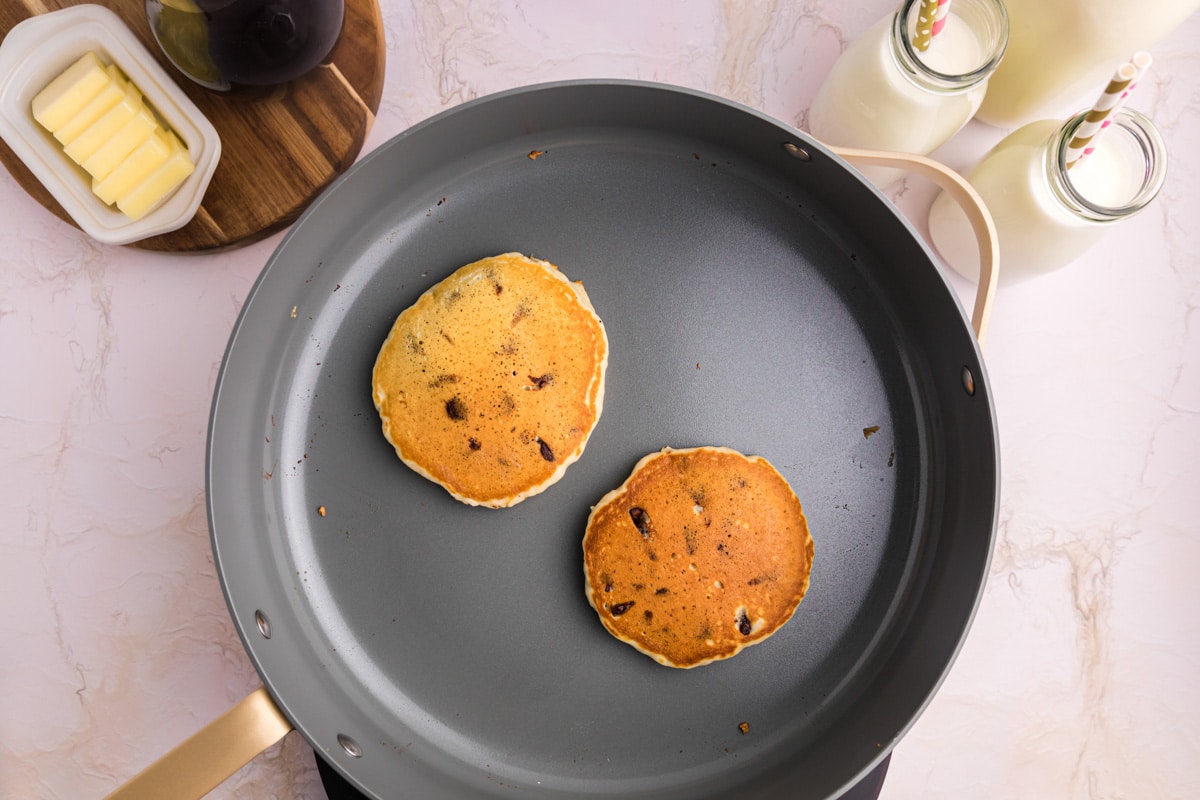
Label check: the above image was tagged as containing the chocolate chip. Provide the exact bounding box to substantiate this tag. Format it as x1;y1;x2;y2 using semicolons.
644;610;654;621
537;438;554;461
445;397;467;420
654;587;669;595
610;601;634;617
468;437;481;450
629;507;653;537
736;610;752;636
528;373;553;389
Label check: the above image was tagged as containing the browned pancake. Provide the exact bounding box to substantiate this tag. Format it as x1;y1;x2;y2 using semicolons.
583;446;814;668
372;253;608;508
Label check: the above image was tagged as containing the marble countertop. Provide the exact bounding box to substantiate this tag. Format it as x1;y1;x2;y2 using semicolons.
3;2;1197;798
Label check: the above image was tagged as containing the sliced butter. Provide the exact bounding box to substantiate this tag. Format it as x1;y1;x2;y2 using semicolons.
93;128;173;206
81;103;158;181
63;80;143;166
31;52;110;132
32;50;197;222
54;65;127;146
117;131;195;221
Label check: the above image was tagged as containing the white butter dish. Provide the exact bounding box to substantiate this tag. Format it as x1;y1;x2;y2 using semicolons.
0;4;220;245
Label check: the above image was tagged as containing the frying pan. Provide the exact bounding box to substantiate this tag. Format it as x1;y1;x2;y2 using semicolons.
107;80;998;800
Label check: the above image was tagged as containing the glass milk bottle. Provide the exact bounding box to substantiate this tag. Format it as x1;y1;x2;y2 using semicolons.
976;0;1199;128
927;107;1166;285
807;0;1009;188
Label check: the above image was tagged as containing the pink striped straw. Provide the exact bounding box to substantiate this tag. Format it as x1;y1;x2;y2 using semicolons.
931;0;951;37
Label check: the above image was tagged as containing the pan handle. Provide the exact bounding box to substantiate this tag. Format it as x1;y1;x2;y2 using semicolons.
102;686;293;800
830;146;998;349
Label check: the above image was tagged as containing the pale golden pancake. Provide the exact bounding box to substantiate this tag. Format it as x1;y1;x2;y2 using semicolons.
372;253;608;508
583;446;814;668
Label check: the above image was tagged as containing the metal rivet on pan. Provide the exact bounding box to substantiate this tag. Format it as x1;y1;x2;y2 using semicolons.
961;366;976;396
783;142;812;161
254;610;271;639
337;733;363;758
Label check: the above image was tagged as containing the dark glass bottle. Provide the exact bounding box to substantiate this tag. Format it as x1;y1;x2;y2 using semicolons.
146;0;344;92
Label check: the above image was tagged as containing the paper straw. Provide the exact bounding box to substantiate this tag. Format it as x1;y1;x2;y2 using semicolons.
913;0;944;52
932;0;951;38
1065;52;1153;168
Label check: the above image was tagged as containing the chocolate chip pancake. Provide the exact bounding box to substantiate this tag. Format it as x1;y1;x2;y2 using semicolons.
583;446;814;668
372;253;608;508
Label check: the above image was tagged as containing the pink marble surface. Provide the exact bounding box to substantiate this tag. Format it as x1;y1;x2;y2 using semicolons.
2;2;1197;798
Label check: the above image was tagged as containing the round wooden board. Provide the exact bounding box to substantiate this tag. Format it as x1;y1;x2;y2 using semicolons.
0;0;384;252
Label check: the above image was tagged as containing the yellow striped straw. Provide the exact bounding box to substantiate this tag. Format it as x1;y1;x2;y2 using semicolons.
1065;52;1153;168
913;0;941;51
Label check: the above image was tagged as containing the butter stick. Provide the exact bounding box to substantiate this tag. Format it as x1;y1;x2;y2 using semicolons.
54;65;127;146
116;131;195;220
63;80;143;166
82;103;158;181
32;52;110;132
93;128;172;206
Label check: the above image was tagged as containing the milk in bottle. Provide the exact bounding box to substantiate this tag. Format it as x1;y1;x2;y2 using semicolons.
807;0;1009;187
927;108;1167;284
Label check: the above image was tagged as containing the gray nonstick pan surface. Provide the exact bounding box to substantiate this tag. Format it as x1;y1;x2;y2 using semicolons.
207;80;998;799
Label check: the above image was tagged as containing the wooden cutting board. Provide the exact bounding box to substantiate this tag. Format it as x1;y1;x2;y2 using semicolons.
0;0;384;252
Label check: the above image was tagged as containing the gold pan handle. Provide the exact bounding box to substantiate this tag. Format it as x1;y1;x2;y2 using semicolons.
104;686;292;800
830;146;999;350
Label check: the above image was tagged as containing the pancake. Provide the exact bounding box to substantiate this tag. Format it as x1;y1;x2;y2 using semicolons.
583;446;814;668
372;253;608;508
